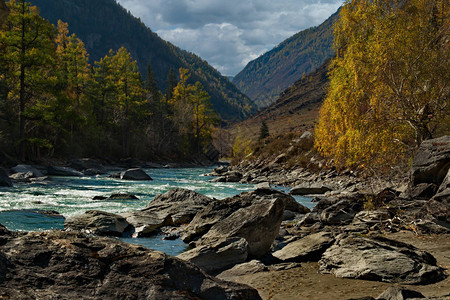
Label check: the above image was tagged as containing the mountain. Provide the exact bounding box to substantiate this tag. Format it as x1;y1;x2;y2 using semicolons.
233;59;330;140
232;9;338;109
30;0;256;121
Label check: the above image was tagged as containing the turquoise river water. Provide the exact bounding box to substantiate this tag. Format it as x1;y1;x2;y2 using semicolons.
0;167;313;256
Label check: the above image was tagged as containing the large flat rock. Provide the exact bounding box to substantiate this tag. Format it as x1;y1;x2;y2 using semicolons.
319;234;445;284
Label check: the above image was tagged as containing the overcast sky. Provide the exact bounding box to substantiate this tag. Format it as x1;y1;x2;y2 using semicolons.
116;0;343;76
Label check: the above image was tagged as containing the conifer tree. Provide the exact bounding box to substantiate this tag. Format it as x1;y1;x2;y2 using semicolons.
258;121;269;141
0;0;55;160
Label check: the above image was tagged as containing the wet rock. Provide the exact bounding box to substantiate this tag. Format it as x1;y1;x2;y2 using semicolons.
65;210;131;237
0;168;13;187
92;195;108;200
108;193;139;200
11;164;44;178
120;168;152;180
67;158;106;174
0;229;261;299
290;183;333;195
376;286;425;299
47;166;83;177
177;237;249;274
273;231;334;262
319;234;445;284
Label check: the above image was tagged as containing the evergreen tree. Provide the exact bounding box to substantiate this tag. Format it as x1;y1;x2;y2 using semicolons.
258;121;269;141
0;0;55;160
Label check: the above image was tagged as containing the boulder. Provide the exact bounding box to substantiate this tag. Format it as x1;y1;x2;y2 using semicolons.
352;209;392;227
47;166;83;177
0;229;261;299
67;158;106;174
319;234;445;284
376;286;425;300
182;189;299;243
177;237;248;274
119;210;170;237
65;210;131;237
122;188;214;237
196;197;285;258
319;196;365;225
143;188;213;225
11;164;44;178
411;136;450;186
108;193;139;200
120;168;152;180
290;183;332;195
273;231;335;262
217;260;267;281
0;168;12;187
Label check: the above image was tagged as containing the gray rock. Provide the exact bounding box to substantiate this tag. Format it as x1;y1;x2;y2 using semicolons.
0;229;261;300
67;158;106;174
290;183;333;195
122;188;213;237
352;209;391;227
120;168;152;180
197;197;285;258
273;231;335;262
47;166;83;177
0;168;13;187
177;237;248;274
255;182;271;190
144;188;213;225
65;210;131;237
120;210;169;237
376;286;425;299
411;136;450;186
217;260;267;280
319;197;364;225
319;234;445;284
11;164;44;177
108;193;139;200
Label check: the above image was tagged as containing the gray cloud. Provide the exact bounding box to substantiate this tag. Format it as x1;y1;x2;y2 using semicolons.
117;0;343;75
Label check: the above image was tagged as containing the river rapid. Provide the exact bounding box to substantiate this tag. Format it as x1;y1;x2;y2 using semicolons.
0;167;313;255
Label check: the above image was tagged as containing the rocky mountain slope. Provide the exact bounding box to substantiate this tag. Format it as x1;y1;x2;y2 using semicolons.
232;59;330;141
232;10;338;109
30;0;256;121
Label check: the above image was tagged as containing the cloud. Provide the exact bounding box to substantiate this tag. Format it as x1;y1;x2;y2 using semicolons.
117;0;343;75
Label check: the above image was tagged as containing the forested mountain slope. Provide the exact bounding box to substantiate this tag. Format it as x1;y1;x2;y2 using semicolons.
232;10;338;109
31;0;256;121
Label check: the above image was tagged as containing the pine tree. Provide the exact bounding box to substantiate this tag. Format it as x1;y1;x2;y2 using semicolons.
0;0;55;160
259;121;269;141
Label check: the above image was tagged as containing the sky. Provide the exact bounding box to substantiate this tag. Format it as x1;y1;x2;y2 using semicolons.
116;0;343;76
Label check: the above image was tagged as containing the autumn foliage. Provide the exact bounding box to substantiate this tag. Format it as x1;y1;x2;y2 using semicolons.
315;0;449;171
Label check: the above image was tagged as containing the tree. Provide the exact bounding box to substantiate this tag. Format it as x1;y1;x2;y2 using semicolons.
191;81;218;152
0;0;55;160
258;121;269;141
315;0;449;170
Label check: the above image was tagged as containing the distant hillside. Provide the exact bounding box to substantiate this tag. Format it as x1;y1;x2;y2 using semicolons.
233;10;338;109
31;0;256;121
233;59;330;140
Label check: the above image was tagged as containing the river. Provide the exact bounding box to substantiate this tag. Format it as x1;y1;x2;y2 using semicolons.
0;167;313;255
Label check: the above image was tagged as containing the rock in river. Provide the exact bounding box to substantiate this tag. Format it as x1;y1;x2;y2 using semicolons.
0;228;261;299
120;167;152;180
65;210;131;237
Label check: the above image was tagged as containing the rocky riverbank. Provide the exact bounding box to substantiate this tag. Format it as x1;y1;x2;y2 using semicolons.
0;136;448;299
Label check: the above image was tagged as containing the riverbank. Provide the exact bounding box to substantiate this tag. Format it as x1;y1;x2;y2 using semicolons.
233;231;449;300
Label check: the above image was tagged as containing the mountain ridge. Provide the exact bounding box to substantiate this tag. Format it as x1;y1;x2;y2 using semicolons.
30;0;256;121
232;9;338;109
